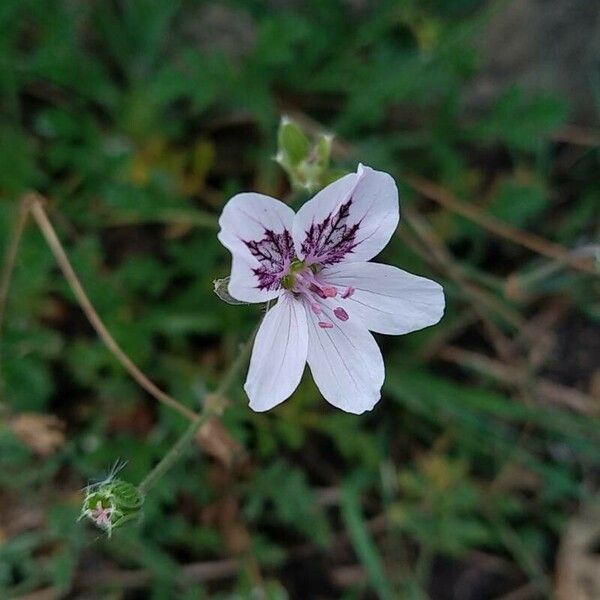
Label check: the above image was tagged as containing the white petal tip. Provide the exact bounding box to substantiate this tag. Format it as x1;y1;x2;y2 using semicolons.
325;393;381;415
344;403;379;415
248;402;271;413
244;384;273;413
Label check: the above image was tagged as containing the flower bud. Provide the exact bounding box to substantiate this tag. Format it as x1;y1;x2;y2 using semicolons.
80;479;143;537
277;116;310;167
275;116;337;193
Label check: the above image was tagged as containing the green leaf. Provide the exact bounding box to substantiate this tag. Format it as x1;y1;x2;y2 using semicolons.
489;180;548;226
341;480;395;600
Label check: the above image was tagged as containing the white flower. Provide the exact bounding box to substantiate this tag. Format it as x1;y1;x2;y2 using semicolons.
218;164;445;414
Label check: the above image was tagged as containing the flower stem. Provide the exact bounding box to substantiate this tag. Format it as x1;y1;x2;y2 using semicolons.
137;330;256;496
26;193;197;421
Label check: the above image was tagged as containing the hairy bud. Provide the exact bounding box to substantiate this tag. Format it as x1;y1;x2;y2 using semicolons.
80;478;143;537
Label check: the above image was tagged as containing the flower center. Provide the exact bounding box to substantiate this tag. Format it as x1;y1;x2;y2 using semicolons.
280;258;309;290
282;259;354;328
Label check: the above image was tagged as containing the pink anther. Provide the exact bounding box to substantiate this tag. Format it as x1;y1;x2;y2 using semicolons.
334;307;349;321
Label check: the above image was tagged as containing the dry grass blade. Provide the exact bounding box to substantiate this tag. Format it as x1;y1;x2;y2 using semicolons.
400;205;523;362
196;417;247;468
551;125;600;147
25;193;197;422
437;345;598;415
555;506;600;600
76;558;239;590
404;175;598;276
9;413;66;456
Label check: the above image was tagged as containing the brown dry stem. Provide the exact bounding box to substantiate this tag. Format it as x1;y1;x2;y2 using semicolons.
24;193;196;421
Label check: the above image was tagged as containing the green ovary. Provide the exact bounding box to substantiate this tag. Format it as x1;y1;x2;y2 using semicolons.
281;258;305;290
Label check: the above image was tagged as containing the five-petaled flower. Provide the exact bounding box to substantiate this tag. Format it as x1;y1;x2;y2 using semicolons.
218;164;444;414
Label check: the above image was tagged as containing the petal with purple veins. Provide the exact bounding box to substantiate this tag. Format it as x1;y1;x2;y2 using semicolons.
292;164;399;266
218;193;296;303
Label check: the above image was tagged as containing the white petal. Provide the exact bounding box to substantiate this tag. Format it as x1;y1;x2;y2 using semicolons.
292;164;399;266
305;301;384;414
245;293;308;412
218;193;296;303
323;262;445;335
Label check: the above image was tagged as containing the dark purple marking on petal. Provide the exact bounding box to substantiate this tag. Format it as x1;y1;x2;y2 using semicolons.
244;228;295;291
301;199;360;266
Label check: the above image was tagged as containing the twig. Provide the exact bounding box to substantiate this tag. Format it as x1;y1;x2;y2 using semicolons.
437;345;597;415
505;244;600;300
77;557;239;589
551;125;600;147
11;588;59;600
401;207;523;330
404;175;598;276
400;205;521;361
417;309;479;362
25;193;196;422
0;198;30;338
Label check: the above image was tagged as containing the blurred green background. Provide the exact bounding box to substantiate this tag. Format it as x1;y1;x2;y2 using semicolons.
0;1;598;598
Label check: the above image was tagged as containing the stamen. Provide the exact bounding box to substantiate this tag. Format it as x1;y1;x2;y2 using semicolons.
310;284;327;299
334;307;349;321
322;286;338;298
311;302;322;315
318;321;334;329
341;286;355;299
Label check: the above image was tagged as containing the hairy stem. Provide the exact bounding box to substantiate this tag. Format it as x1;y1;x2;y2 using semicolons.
26;193;196;421
138;331;255;496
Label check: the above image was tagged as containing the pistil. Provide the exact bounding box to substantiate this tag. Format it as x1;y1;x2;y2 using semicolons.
284;262;354;328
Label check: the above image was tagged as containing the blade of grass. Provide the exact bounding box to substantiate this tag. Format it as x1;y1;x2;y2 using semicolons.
341;480;395;600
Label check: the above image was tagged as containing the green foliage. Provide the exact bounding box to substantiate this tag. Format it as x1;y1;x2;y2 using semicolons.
469;88;568;151
245;460;330;548
391;456;491;555
342;478;395;600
